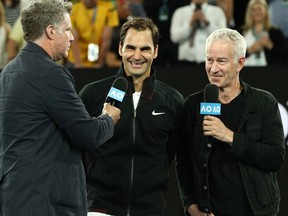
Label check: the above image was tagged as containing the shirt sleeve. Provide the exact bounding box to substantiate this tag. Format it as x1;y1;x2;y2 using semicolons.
42;65;114;149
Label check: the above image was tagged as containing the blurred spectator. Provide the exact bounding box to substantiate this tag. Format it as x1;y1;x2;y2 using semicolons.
208;0;234;27
1;0;29;26
106;0;146;68
128;0;146;18
170;0;226;64
239;0;287;66
0;1;10;69
269;0;288;46
6;17;25;63
66;0;119;68
143;0;189;67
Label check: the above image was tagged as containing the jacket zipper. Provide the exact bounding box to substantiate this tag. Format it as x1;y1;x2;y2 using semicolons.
127;108;137;216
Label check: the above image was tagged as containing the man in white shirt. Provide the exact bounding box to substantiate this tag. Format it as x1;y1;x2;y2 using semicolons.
170;0;226;64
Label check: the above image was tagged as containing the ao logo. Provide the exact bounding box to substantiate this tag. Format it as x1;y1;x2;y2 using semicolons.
200;102;221;115
278;103;288;145
108;87;125;102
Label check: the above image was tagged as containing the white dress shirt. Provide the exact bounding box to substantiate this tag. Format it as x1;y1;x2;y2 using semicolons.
170;3;226;63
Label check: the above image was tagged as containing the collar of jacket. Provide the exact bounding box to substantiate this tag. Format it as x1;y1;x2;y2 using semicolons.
241;80;259;114
115;64;156;100
23;42;54;62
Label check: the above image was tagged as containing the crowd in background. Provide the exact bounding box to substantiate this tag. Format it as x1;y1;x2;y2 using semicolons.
1;0;288;70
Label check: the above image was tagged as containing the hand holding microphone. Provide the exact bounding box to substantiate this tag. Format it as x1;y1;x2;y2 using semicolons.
102;77;128;124
201;84;233;144
203;115;233;144
102;103;121;124
190;3;209;28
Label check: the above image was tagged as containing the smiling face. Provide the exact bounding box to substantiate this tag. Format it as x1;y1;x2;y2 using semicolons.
205;40;244;91
250;2;267;24
118;28;158;80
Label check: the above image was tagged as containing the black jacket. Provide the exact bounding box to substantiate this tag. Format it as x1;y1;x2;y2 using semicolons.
176;81;285;216
0;42;114;216
79;65;184;216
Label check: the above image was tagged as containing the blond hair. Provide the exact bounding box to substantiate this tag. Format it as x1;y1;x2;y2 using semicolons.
243;0;271;31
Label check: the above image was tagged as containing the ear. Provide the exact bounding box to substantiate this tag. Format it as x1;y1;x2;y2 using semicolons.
118;43;123;56
45;25;55;40
237;57;245;72
153;45;159;59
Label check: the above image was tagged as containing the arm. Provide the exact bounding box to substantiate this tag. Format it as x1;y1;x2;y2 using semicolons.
96;26;114;68
105;51;122;68
175;101;197;214
216;0;233;26
166;92;184;165
43;66;120;148
170;8;193;43
232;98;285;172
95;3;119;68
7;18;23;62
4;24;11;62
204;6;227;32
203;93;285;171
262;28;288;62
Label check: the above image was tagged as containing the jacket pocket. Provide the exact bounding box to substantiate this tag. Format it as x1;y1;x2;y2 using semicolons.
245;167;280;209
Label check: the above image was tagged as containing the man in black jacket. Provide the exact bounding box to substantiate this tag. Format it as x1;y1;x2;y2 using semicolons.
79;17;184;216
176;28;285;216
0;0;120;215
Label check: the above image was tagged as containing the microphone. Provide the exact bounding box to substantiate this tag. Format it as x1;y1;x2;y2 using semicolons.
204;83;219;103
200;84;221;115
105;77;128;108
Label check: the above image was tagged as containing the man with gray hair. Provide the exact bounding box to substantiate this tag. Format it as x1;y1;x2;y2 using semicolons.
0;0;120;215
176;28;285;216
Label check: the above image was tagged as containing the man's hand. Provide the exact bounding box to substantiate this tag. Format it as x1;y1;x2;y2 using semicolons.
102;103;121;124
187;204;215;216
203;115;234;145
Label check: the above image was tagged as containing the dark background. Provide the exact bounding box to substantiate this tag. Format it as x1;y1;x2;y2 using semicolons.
70;64;288;216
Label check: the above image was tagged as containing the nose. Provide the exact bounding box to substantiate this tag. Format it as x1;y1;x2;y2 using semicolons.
133;49;142;59
210;61;219;73
70;31;74;42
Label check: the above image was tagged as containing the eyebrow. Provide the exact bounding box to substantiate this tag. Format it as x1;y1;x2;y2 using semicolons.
125;44;152;50
217;57;228;61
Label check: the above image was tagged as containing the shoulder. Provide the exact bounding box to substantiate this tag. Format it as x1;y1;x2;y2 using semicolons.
155;80;184;101
4;23;11;38
79;76;114;97
43;64;74;85
184;90;203;104
173;5;191;15
251;86;277;102
244;82;278;108
206;3;224;11
182;90;203;116
71;2;86;16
